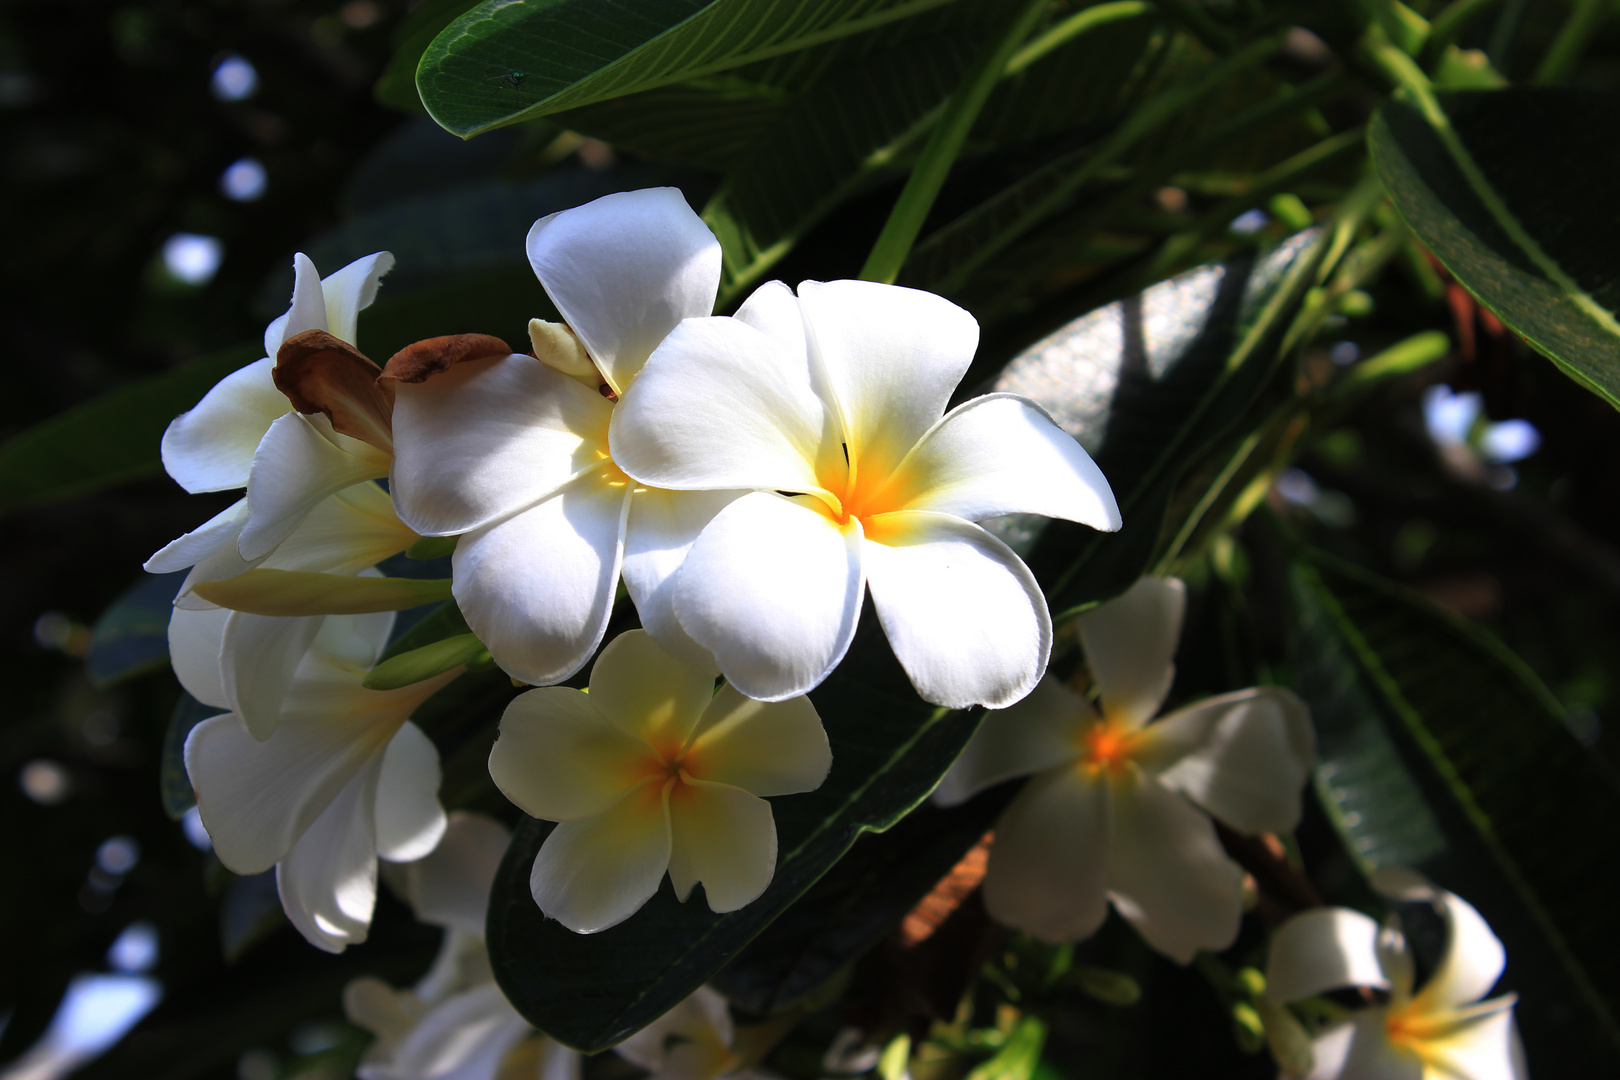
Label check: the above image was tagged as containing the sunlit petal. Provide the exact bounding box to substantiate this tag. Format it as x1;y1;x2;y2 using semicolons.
530;779;673;934
1422;1007;1525;1080
1106;767;1243;962
588;629;716;749
666;778;776;911
982;767;1112;943
863;511;1049;709
934;675;1086;807
375;721;447;863
147;499;250;575
622;487;742;673
1266;908;1392;1003
406;811;512;937
672;492;863;702
526;187;720;394
1076;577;1185;728
489;687;657;821
390;353;612;536
276;758;381;953
265;252;332;357
160;360;288;494
240;413;390;561
687;685;830;796
1305;1014;1423;1080
453;465;632;686
258;482;418;574
321;251;395;347
1374;873;1508;1016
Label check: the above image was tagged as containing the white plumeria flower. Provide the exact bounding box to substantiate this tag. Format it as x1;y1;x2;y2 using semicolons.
933;577;1315;961
608;277;1121;708
388;187;737;684
1266;870;1526;1080
346;812;582;1080
487;629;831;934
616;987;751;1080
182;609;456;952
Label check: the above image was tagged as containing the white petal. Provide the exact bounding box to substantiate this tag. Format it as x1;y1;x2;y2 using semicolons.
1106;767;1243;963
266;252;332;357
1266;908;1392;1003
453;465;632;686
343;976;418;1048
1304;1015;1423;1080
310;605;396;672
389;982;530;1080
167;604;231;709
390;353;613;536
796;279;978;482
617;987;733;1071
622;487;742;672
666;779;777;911
489;687;656;821
1404;884;1507;1014
146;498;249;574
240;413;390;561
1148;687;1315;834
375;722;447;863
733;280;808;364
320;251;395;347
672;492;863;702
160;359;288;493
259;482;418;575
609;316;831;496
526;188;720;394
888;394;1120;530
863;511;1049;710
588;629;717;748
933;675;1085;807
530;779;672;933
981;767;1112;943
539;1039;585;1080
406;811;513;936
276;757;382;953
184;702;387;875
687;685;831;796
220;611;324;739
1424;1006;1524;1080
1076;577;1185;728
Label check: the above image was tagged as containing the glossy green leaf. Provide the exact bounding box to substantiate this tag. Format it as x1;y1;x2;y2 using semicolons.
416;0;968;138
0;343;257;519
374;0;484;114
86;571;185;688
1370;89;1620;410
1288;550;1620;1067
488;615;980;1052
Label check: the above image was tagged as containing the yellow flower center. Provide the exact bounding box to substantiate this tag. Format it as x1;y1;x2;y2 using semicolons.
1080;717;1138;776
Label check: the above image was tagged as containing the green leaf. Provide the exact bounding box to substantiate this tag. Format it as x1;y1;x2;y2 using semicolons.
1288;549;1620;1067
86;571;185;688
162;691;226;820
1369;88;1620;410
488;616;980;1052
375;0;484;114
416;0;969;138
363;633;490;690
0;343;257;519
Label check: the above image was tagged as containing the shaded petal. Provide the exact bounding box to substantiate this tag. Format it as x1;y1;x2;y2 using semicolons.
310;606;396;672
1266;908;1392;1003
453;465;632;686
489;687;656;821
1148;687;1315;834
538;1040;585;1080
617;987;734;1072
672;492;863;702
530;779;672;933
160;359;287;493
406;811;513;936
1106;767;1243;963
240;413;391;561
1423;1006;1524;1080
265;252;332;357
863;511;1049;710
982;767;1112;942
526;188;720;394
1304;1015;1423;1080
376;722;447;862
796;279;978;482
622;487;742;672
588;629;717;748
167;604;230;709
610;317;829;496
666;778;776;911
687;685;830;796
344;976;419;1051
390;353;612;536
888;394;1120;530
933;675;1086;807
259;482;418;575
321;251;394;347
276;757;381;953
221;611;324;739
393;982;530;1080
1076;577;1185;728
147;498;249;574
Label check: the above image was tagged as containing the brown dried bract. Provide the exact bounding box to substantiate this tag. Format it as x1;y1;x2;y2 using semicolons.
378;333;512;386
274;329;394;452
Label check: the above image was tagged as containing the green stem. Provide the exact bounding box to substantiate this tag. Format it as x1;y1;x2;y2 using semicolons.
858;0;1052;284
1423;0;1502;61
1004;1;1155;76
1533;0;1609;84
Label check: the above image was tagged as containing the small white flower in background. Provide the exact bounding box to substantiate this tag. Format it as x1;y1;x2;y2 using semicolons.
615;986;750;1080
1266;869;1526;1080
487;629;831;933
933;577;1315;961
609;277;1121;709
346;812;581;1080
181;609;456;952
388;187;739;684
1421;384;1540;490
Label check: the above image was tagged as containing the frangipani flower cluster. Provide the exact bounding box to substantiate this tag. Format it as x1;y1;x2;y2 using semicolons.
1266;870;1525;1080
936;576;1316;961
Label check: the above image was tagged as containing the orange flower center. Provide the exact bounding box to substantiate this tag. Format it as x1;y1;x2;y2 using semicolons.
1080;718;1137;775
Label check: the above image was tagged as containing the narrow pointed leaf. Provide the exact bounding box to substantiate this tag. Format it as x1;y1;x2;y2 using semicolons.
363;632;488;690
190;570;453;616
